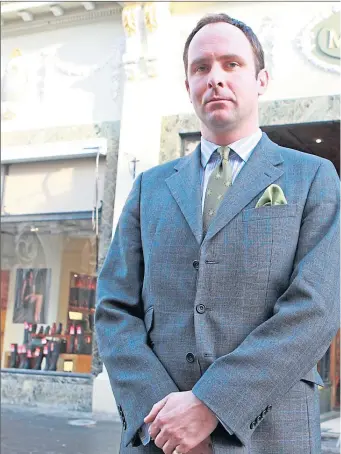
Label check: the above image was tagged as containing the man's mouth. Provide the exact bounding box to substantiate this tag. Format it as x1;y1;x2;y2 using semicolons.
205;97;233;105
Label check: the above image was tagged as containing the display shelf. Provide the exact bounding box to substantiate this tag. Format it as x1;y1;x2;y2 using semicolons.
57;353;92;373
67;272;96;332
4;351;92;372
31;332;93;339
68;307;95;313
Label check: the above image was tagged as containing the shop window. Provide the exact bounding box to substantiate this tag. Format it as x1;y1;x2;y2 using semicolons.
1;218;97;374
318;347;331;384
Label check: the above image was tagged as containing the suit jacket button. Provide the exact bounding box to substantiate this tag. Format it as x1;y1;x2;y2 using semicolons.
250;422;256;429
186;353;195;363
267;405;272;411
261;410;267;417
196;304;206;314
192;260;199;270
257;415;263;423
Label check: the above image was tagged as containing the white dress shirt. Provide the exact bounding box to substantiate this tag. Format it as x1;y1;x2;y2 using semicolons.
201;128;262;211
139;128;262;445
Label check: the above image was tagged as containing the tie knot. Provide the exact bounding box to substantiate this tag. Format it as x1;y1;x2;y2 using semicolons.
217;146;230;163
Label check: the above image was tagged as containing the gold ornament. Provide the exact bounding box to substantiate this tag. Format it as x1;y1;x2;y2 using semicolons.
144;3;158;33
122;4;137;37
10;48;22;58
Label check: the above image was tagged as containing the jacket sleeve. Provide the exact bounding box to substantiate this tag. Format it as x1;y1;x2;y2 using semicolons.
95;173;179;448
192;158;340;446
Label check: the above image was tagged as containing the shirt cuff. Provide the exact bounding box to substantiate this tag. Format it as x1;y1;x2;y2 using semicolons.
138;422;151;446
217;415;234;435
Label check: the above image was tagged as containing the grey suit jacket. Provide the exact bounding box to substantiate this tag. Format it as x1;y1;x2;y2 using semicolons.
95;133;340;454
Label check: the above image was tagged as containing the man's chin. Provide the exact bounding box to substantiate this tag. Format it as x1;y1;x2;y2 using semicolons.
206;114;235;130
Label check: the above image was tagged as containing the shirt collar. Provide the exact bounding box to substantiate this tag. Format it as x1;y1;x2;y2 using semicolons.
200;128;262;169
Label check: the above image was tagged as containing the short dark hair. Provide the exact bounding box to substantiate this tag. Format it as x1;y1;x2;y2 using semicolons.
183;13;265;77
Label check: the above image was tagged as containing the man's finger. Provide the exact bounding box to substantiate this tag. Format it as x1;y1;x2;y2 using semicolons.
144;395;170;423
161;439;178;454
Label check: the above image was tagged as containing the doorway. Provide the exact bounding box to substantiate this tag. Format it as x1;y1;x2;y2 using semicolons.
262;120;340;175
263;120;340;412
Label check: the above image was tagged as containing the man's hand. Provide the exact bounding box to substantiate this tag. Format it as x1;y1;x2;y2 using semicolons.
187;437;213;454
144;391;218;454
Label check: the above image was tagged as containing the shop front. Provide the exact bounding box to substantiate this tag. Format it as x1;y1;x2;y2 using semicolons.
1;216;97;373
0;142;109;410
1;0;122;411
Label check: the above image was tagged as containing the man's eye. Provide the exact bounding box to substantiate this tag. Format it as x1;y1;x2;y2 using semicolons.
226;62;239;69
196;65;208;72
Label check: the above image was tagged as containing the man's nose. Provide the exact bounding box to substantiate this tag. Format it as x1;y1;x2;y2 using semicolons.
207;67;225;89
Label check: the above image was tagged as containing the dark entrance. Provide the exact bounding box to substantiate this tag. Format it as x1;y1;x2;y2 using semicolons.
263;120;340;413
262;120;340;175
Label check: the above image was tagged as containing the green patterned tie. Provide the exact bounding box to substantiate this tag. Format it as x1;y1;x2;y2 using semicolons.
203;146;232;233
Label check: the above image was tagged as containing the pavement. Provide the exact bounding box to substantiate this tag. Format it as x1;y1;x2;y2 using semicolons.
321;415;341;454
1;405;122;454
0;404;340;454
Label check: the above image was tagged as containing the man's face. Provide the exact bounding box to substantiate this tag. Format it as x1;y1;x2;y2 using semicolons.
185;22;268;136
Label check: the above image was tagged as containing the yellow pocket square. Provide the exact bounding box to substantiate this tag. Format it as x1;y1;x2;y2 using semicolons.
256;184;287;208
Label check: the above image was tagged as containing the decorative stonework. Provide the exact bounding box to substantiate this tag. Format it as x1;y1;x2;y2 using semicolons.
2;5;122;38
144;2;170;77
52;42;124;80
15;231;41;263
122;3;139;37
144;3;158;33
257;17;277;80
296;5;340;74
159;95;340;164
120;2;171;79
1;41;124;126
143;2;171;78
121;3;143;81
1;48;31;121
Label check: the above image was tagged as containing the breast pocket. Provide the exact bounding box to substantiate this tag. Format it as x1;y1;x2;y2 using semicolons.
242;204;299;222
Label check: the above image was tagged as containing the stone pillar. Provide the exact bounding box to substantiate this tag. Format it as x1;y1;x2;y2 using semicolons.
113;1;171;227
91;121;121;378
92;2;171;417
91;121;120;418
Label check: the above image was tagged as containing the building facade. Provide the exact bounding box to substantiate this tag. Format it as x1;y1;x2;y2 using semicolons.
1;1;124;409
1;1;340;416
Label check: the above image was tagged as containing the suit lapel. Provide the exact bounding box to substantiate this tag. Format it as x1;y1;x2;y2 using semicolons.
165;144;203;245
204;133;284;242
165;134;285;245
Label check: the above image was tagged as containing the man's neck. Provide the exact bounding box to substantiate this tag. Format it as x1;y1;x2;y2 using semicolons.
201;124;259;146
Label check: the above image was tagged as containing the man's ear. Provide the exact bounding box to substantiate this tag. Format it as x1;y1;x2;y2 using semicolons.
185;79;191;101
257;68;269;96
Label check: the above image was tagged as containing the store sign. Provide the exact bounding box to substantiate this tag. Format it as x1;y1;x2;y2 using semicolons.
297;9;340;73
312;11;340;65
317;28;340;58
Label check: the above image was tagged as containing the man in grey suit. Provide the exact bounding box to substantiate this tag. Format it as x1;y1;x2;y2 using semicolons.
95;13;340;454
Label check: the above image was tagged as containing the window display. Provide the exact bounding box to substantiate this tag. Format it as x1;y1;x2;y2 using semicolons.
1;218;97;373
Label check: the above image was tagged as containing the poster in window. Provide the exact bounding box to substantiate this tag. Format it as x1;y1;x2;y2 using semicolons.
12;268;51;324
